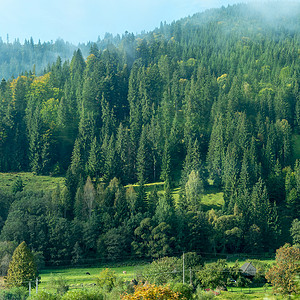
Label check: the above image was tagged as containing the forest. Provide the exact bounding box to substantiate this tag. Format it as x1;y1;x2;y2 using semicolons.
0;2;300;270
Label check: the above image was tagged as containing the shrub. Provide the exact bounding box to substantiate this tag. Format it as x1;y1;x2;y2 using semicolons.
121;284;184;300
96;268;117;292
170;283;193;299
0;287;28;300
61;289;104;300
193;287;216;300
197;260;229;289
49;274;69;295
28;291;60;300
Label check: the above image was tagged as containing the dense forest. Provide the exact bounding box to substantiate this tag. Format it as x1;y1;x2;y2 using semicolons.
0;2;300;267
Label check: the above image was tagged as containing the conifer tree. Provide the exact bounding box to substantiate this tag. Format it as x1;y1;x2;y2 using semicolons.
160;139;171;183
5;241;37;287
86;137;102;179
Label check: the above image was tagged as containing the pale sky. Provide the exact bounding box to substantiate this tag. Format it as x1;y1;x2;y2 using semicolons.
0;0;288;44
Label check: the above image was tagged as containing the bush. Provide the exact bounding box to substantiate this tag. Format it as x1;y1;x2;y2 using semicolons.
0;287;28;300
140;257;182;285
61;289;104;300
170;283;193;299
96;268;117;292
121;284;183;300
28;291;60;300
197;260;229;289
49;274;69;295
193;287;216;300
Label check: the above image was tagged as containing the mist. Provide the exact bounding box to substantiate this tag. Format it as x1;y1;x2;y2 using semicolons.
248;1;300;20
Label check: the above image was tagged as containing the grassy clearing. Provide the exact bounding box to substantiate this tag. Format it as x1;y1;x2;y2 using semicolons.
127;181;224;210
0;172;65;193
218;290;276;299
39;265;142;290
202;187;224;210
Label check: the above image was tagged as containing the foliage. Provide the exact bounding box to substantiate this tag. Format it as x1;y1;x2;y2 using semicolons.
290;219;300;245
0;241;17;276
11;177;24;194
0;287;28;300
265;243;300;294
61;289;104;300
193;287;216;300
197;260;230;289
96;268;117;292
247;259;270;285
169;283;193;299
28;291;60;300
49;274;69;295
0;2;300;266
121;284;184;300
140;257;182;285
5;241;37;288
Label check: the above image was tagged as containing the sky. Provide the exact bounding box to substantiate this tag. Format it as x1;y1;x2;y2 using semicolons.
0;0;290;45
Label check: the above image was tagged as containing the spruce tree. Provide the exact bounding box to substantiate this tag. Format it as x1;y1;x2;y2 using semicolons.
5;241;37;287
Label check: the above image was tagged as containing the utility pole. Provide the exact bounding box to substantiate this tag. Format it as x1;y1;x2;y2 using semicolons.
190;268;192;285
36;277;39;294
29;281;31;296
182;252;185;284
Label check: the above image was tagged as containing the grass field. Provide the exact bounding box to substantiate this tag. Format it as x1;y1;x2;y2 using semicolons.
0;172;224;211
38;265;142;292
126;181;224;210
0;172;65;193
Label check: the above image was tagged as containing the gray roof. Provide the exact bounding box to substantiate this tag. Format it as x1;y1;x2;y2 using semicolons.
240;262;256;276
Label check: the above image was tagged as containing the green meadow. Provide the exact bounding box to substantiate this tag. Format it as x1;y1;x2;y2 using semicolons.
38;265;142;292
0;172;65;193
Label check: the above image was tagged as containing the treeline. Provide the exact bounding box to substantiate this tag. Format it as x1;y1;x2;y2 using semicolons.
0;3;300;265
0;33;125;80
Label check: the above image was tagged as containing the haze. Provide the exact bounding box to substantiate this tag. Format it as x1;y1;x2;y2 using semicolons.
0;0;299;44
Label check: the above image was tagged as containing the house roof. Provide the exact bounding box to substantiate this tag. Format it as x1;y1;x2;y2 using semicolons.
240;262;256;276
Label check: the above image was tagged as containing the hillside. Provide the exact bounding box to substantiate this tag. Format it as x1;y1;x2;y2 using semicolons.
0;2;299;271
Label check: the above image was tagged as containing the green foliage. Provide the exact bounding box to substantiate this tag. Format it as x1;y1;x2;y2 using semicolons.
11;177;24;194
140;257;182;285
0;1;300;269
28;291;60;300
290;219;300;245
247;259;270;285
61;289;104;300
193;287;216;300
0;287;28;300
197;260;230;289
169;283;193;299
49;274;69;295
96;268;117;292
0;241;17;276
0;173;64;193
5;241;37;288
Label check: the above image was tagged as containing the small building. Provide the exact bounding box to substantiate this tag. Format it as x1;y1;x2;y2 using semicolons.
240;262;256;278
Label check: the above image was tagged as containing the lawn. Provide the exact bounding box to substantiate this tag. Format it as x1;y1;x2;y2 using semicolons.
0;172;65;193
